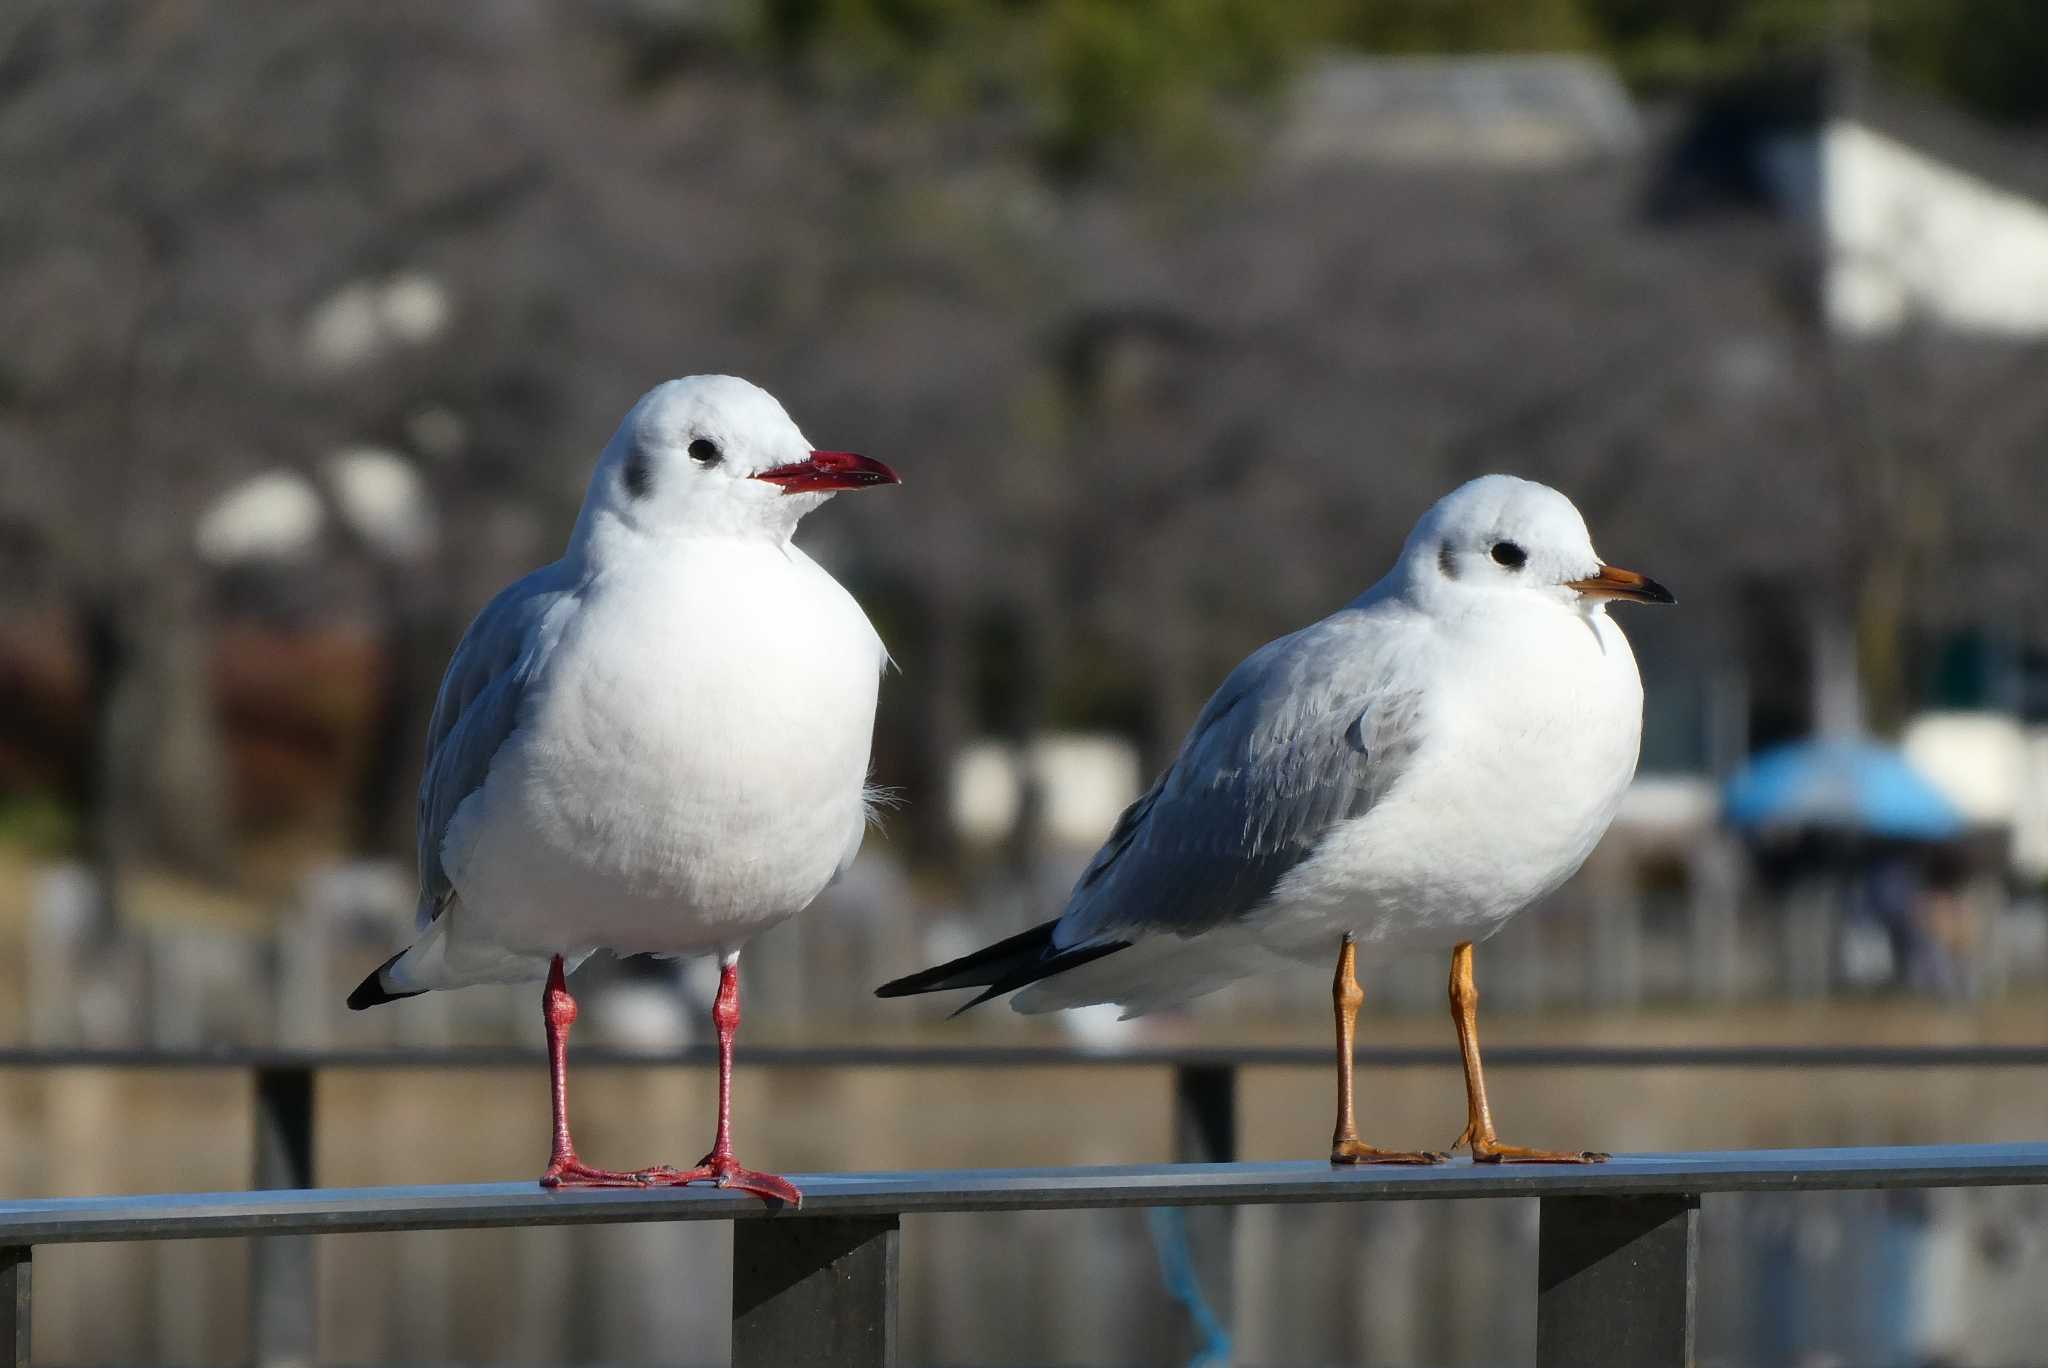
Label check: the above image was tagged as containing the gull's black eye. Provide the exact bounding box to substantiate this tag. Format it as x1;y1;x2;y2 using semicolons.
1490;541;1526;569
688;438;722;466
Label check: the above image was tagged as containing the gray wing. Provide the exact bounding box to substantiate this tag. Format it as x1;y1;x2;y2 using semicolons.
415;564;575;928
1053;610;1429;947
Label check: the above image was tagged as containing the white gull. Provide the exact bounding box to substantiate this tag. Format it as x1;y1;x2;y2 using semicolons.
352;374;899;1202
880;475;1671;1164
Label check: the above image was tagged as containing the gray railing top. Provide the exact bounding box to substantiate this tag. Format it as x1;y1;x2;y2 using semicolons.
4;1144;2048;1245
3;1043;2048;1070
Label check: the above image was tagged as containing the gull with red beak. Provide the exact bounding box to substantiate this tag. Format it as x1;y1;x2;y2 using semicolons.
350;375;899;1204
880;475;1670;1165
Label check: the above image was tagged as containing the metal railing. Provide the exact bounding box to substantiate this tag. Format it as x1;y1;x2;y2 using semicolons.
6;1045;2048;1366
4;1143;2048;1366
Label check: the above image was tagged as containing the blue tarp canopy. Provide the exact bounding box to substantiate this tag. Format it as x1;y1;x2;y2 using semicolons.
1723;738;1966;841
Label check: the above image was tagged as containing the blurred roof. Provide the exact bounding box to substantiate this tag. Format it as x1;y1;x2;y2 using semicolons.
1282;55;1642;168
1844;68;2048;212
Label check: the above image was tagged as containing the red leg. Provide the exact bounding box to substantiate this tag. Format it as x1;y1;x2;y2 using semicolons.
656;957;801;1205
538;956;686;1188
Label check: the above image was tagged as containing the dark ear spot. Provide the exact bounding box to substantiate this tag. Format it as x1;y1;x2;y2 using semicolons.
1438;542;1459;580
623;447;652;500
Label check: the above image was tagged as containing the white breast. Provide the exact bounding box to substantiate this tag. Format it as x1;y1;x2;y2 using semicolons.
1261;601;1643;958
447;538;884;959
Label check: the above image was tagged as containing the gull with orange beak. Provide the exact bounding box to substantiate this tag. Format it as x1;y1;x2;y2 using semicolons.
880;475;1670;1164
350;375;898;1203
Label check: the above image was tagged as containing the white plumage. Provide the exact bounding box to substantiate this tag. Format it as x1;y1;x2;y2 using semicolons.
880;474;1671;1165
353;374;898;1198
373;377;889;995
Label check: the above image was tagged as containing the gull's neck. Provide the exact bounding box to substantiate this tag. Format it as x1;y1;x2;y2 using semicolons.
567;501;809;576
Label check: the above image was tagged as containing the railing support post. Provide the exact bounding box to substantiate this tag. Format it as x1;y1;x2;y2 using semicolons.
3;1246;28;1368
1167;1064;1237;1361
733;1215;898;1368
251;1066;315;1368
1173;1064;1236;1165
1538;1193;1698;1368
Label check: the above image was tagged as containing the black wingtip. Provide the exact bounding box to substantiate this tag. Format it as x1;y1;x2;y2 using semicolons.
877;918;1132;1013
347;951;425;1011
874;918;1063;999
950;938;1132;1015
872;975;928;1000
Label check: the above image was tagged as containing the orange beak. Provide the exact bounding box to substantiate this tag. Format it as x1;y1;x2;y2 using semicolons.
1565;564;1675;605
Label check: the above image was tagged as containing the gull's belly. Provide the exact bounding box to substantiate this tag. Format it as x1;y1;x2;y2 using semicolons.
480;715;869;955
1261;611;1642;959
447;551;881;957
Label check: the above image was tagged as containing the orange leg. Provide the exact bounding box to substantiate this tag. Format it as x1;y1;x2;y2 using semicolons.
1330;934;1444;1166
1448;942;1606;1163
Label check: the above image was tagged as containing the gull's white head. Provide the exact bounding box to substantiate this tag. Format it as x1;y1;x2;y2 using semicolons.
1397;474;1673;612
573;375;898;548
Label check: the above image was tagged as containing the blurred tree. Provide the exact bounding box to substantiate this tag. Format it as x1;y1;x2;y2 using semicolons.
1322;0;1599;54
755;0;2048;185
1572;0;2048;121
1873;0;2048;124
760;0;1316;174
1573;0;1835;88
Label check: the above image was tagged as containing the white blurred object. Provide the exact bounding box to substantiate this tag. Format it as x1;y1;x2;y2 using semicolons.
284;859;427;1047
1033;735;1143;848
588;981;693;1050
951;741;1020;845
1838;916;1897;989
1824;122;2048;337
2014;731;2048;880
149;927;267;1047
949;733;1143;851
29;863;100;1044
303;271;453;371
380;271;453;344
302;282;383;373
1812;618;1865;739
1056;1001;1137;1047
1611;772;1719;839
323;445;438;560
194;469;325;564
1997;897;2048;975
1902;711;2026;826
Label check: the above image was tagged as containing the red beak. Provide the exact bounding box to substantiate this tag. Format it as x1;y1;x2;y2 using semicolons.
752;451;901;495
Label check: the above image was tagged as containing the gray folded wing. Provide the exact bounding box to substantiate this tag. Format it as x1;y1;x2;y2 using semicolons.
415;565;577;927
1053;610;1429;948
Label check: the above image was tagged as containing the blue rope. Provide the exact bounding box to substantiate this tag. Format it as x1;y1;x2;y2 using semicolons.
1147;1206;1234;1368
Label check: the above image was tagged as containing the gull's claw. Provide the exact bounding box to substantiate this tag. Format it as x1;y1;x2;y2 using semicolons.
1331;1139;1448;1166
541;1157;687;1188
1450;1116;1607;1163
1470;1143;1609;1164
647;1156;802;1206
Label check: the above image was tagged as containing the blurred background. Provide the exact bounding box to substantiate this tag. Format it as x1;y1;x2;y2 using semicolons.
5;0;2048;1363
